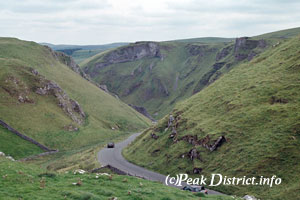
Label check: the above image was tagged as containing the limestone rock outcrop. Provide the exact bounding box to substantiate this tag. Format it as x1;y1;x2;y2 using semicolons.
85;42;162;77
33;71;86;125
128;104;155;121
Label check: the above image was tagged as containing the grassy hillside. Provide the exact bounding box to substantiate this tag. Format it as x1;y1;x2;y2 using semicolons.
0;37;150;160
0;157;237;200
81;28;300;120
124;36;300;199
81;41;228;119
0;126;43;160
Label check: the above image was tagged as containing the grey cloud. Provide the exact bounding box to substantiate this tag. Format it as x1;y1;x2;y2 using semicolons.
167;0;300;15
0;0;300;44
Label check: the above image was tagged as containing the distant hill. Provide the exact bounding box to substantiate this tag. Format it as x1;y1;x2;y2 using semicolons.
169;37;234;43
40;42;128;64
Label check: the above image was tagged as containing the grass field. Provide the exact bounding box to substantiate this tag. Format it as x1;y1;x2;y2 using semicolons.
0;157;239;200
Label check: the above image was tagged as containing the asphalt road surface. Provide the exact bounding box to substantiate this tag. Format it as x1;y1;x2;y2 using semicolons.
97;132;224;195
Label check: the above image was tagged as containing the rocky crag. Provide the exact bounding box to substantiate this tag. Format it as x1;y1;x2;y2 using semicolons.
32;69;86;125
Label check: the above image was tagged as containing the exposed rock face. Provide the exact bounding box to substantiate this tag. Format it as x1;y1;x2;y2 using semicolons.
44;45;90;80
34;73;86;125
233;37;266;61
98;84;109;93
193;62;226;94
216;37;267;62
258;39;267;48
128;104;155;121
123;81;143;96
86;42;161;77
186;44;217;56
216;45;233;61
1;75;34;104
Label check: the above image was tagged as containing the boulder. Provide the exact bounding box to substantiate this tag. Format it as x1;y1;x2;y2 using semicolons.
180;135;198;145
35;87;48;95
169;127;177;139
151;133;159;140
243;195;257;200
209;136;226;152
6;156;15;161
98;84;109;93
31;69;39;76
64;124;79;132
188;148;199;161
193;167;203;174
270;96;288;104
168;114;175;127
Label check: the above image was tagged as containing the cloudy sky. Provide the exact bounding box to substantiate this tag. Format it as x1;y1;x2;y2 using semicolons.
0;0;300;45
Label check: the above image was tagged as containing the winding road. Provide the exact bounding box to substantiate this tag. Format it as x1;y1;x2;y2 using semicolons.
97;132;224;195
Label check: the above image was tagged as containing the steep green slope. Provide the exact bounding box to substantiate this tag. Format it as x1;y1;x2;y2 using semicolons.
124;36;300;199
0;37;150;158
0;157;237;200
0;126;43;159
81;28;300;120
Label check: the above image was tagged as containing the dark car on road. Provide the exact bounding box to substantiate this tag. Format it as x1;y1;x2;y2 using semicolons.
182;185;204;192
107;142;115;148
